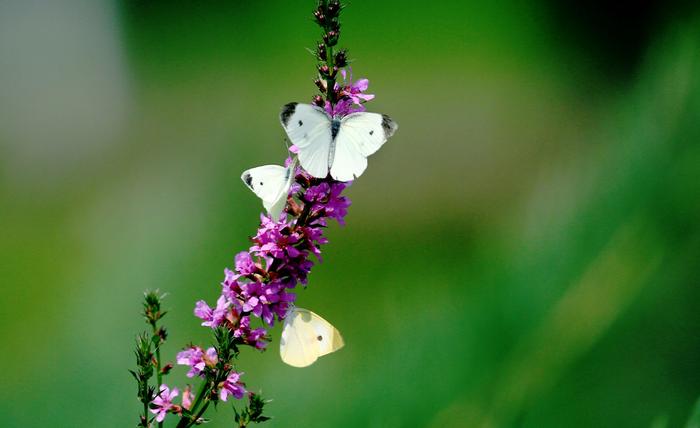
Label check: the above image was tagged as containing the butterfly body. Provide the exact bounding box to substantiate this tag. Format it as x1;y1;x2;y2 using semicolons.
330;118;342;139
280;103;398;181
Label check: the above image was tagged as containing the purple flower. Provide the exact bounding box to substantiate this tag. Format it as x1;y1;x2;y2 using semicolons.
247;328;268;350
194;295;229;328
325;182;352;225
303;181;351;226
305;182;331;203
233;315;251;338
150;384;179;423
176;347;204;378
231;316;270;349
340;68;375;105
176;346;217;378
325;67;375;117
221;273;238;301
235;251;257;275
219;371;246;401
325;98;358;117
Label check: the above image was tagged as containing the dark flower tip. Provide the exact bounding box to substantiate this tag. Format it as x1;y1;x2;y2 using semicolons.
323;30;339;47
313;10;325;25
313;95;325;107
334;49;348;67
314;78;326;92
316;43;327;61
328;0;341;16
318;64;331;77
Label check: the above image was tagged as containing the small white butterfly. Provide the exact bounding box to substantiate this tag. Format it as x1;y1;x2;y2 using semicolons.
241;160;296;220
280;307;344;367
279;103;398;182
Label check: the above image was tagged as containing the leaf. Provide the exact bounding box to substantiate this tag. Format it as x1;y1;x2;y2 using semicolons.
685;397;700;428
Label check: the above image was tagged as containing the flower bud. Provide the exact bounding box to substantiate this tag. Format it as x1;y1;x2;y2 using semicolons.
161;363;173;375
314;79;326;92
316;43;327;61
312;95;325;107
288;198;304;216
313;10;325;26
334;49;348;68
323;30;339;47
328;0;341;16
157;326;168;342
319;64;330;77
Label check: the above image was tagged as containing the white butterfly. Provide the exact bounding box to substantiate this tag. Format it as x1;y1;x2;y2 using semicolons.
280;307;344;367
279;103;398;182
241;160;296;220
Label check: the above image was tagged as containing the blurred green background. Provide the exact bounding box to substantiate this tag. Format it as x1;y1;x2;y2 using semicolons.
1;1;700;427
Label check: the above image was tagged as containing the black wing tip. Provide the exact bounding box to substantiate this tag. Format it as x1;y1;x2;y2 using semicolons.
381;114;398;138
280;102;299;127
242;173;253;188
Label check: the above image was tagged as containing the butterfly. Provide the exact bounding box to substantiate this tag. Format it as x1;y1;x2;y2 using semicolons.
240;160;296;220
280;307;344;367
279;103;398;182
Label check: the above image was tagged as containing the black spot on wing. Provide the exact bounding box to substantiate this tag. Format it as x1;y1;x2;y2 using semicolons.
243;173;252;188
280;102;298;127
369;130;374;135
298;120;303;126
381;114;397;138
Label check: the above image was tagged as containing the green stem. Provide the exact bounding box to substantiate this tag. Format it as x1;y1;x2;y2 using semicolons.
189;401;211;428
143;399;149;427
321;0;336;107
190;381;210;415
326;45;335;106
152;324;163;428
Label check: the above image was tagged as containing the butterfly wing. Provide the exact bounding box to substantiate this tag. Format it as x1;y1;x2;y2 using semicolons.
241;164;293;219
330;112;398;181
280;307;344;368
280;103;333;178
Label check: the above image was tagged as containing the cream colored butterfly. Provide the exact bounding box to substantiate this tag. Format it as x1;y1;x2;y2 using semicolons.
280;307;344;367
240;160;296;220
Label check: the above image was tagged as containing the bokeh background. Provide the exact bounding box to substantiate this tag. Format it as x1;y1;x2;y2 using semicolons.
2;1;700;427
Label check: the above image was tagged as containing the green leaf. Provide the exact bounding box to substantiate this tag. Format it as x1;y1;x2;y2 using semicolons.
685;397;700;428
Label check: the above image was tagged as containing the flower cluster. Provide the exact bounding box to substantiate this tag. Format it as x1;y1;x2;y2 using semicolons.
310;0;374;116
132;1;379;426
193;171;352;350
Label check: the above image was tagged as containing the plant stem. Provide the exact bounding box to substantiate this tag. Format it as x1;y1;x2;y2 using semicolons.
320;0;337;107
326;44;335;106
152;324;163;428
190;380;210;415
189;401;211;428
143;400;150;428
